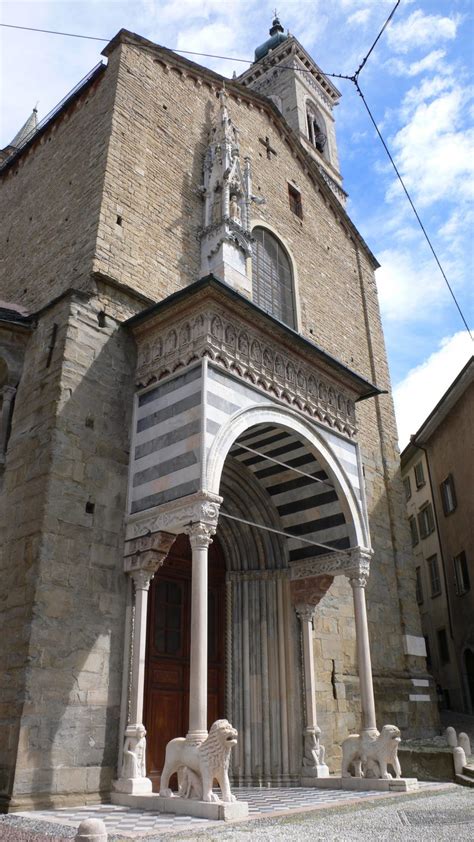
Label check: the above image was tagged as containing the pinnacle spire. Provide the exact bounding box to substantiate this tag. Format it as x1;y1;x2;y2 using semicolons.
10;107;38;149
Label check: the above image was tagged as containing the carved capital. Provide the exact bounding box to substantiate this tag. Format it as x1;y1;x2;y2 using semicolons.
345;547;372;588
295;603;317;623
185;521;216;550
124;530;175;578
130;568;154;591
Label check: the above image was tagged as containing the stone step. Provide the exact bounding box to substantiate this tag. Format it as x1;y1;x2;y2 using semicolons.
461;764;474;780
455;773;474;789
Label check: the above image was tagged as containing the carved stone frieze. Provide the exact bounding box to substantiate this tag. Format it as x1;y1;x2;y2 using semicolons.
125;492;222;541
289;547;372;581
135;305;358;438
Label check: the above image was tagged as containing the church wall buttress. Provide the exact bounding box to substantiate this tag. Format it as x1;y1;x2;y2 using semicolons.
0;292;137;809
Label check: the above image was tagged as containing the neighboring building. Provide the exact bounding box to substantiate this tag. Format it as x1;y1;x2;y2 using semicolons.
401;358;474;713
0;20;438;813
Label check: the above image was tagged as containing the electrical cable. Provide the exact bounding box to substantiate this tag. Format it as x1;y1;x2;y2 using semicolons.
2;11;471;336
231;442;336;490
219;510;352;554
354;80;473;341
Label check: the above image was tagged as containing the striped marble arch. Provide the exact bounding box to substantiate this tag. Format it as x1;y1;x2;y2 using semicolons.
129;359;365;556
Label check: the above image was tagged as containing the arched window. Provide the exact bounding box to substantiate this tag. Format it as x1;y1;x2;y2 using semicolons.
306;104;327;156
252;227;296;329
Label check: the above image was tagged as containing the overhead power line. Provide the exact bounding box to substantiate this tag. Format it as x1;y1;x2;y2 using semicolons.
2;9;471;337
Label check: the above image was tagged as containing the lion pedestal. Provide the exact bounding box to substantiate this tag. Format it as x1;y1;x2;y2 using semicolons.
112;719;249;821
302;724;419;792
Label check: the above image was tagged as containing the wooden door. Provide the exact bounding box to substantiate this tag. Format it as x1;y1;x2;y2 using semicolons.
143;534;225;790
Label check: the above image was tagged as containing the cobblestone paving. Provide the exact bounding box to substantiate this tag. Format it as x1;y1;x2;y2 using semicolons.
0;783;458;840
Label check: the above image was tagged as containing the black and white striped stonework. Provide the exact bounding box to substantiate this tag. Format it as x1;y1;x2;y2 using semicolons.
229;424;356;561
204;365;272;461
130;366;203;514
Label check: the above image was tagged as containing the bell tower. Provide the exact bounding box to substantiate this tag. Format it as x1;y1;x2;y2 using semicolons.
237;17;346;205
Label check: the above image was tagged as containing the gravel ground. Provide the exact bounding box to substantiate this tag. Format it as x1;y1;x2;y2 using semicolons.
169;787;474;842
1;787;472;842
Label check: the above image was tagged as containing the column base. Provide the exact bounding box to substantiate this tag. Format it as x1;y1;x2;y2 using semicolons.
111;792;249;821
186;730;208;745
112;777;153;795
301;764;330;779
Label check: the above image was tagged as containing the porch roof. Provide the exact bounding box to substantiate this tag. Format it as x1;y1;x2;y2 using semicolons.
125;274;382;403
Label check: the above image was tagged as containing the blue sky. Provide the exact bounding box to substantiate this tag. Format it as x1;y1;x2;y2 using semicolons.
1;1;473;446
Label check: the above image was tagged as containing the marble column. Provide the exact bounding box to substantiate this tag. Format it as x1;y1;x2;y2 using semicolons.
296;603;329;778
115;531;175;793
348;572;377;734
185;521;216;744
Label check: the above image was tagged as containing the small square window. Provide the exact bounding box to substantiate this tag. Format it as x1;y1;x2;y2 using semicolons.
288;183;303;219
427;554;441;597
414;461;425;488
418;503;435;539
440;474;457;515
403;475;412;501
437;628;450;664
454;551;470;595
409;515;419;547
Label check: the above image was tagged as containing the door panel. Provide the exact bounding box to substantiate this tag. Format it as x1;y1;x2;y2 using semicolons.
144;534;225;790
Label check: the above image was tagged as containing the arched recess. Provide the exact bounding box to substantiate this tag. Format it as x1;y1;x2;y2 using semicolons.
305;100;328;160
217;455;302;786
207;403;369;552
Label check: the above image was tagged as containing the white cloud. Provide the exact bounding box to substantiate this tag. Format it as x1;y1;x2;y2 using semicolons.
348;8;371;27
394;332;473;448
387;86;474;208
386;9;459;55
376;248;446;323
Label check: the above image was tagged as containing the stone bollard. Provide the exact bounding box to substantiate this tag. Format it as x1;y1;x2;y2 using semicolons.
75;818;108;842
458;732;472;757
453;746;466;776
445;726;457;748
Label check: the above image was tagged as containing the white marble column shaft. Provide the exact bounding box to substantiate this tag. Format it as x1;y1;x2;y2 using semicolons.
129;569;152;727
350;576;377;733
298;605;317;730
186;522;215;744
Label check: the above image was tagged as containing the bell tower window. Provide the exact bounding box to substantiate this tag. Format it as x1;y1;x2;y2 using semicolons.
251;227;296;329
306;105;327;156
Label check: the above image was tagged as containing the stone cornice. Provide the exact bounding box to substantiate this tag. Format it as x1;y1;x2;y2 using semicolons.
126;275;381;440
125;491;222;540
289;547;372;580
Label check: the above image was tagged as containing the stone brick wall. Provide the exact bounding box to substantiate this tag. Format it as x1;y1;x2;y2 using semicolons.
0;31;438;805
0;65;117;313
0;291;137;808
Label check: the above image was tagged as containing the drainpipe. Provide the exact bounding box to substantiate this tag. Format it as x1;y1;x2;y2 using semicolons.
409;436;454;640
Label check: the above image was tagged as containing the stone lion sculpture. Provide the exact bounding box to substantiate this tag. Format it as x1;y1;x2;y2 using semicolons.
160;719;238;803
341;724;402;779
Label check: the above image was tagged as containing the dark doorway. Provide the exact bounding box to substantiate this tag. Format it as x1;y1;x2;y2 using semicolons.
143;533;226;790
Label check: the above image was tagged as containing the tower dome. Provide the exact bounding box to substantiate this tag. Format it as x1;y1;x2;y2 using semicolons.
254;15;288;62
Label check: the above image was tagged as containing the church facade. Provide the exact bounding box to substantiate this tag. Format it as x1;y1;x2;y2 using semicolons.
0;21;438;812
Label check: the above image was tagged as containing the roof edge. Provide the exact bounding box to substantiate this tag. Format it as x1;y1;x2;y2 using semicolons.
125;273;381;401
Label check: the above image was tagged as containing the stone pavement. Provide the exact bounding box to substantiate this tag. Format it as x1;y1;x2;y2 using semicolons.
1;783;469;841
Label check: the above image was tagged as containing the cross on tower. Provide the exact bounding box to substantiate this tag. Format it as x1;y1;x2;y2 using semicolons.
259;136;277;160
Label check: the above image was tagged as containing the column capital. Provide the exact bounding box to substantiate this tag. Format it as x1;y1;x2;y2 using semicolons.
185;521;216;550
124;530;175;580
130;568;154;591
295;602;317;623
1;384;16;400
345;546;372;588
